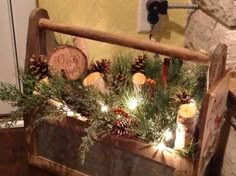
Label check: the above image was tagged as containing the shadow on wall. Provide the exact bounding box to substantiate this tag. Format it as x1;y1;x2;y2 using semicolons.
152;15;185;42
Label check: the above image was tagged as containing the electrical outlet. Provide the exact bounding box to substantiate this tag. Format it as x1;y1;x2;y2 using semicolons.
137;0;150;33
137;0;168;34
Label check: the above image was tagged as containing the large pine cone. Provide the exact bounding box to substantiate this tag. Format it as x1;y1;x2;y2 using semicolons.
89;58;111;74
172;90;192;104
130;54;147;74
29;54;48;79
112;117;139;137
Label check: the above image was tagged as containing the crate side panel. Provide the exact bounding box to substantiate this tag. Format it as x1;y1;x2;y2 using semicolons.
34;122;175;176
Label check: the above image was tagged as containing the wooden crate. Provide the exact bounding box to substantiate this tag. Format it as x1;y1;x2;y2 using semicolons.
24;8;232;176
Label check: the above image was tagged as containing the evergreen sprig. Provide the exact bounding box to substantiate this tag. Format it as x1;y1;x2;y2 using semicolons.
111;53;133;76
0;53;207;163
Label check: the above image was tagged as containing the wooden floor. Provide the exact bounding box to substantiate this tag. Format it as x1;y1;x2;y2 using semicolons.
0;128;55;176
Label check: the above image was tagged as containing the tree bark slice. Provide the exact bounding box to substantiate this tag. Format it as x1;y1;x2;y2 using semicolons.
175;104;197;149
83;72;106;93
132;72;146;86
132;72;146;92
48;46;88;80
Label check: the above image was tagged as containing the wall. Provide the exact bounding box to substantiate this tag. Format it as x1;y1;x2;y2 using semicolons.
38;0;189;59
185;0;236;68
0;0;36;115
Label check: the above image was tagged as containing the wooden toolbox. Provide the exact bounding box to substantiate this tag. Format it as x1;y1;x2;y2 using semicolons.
24;8;231;176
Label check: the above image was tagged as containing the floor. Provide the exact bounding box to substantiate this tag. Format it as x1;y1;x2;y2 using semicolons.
0;128;55;176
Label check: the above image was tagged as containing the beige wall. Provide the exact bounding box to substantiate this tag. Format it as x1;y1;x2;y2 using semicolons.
38;0;189;59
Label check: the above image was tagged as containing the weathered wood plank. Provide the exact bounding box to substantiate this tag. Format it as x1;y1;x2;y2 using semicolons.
198;71;231;176
24;8;56;128
0;128;56;176
25;8;55;73
208;44;227;90
197;43;229;176
28;120;177;176
29;156;87;176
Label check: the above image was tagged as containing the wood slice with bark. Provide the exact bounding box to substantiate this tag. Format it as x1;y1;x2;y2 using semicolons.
132;72;146;91
175;104;197;149
83;72;106;93
48;46;88;80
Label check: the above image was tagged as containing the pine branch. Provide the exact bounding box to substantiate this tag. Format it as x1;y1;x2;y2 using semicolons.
0;82;22;103
111;53;133;76
145;56;162;79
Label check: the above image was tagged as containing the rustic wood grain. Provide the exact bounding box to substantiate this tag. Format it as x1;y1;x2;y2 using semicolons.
29;156;87;176
83;72;106;93
48;46;88;80
0;128;56;176
38;18;209;65
196;44;229;176
24;8;56;128
25;8;55;73
198;71;231;176
208;44;227;90
28;120;177;176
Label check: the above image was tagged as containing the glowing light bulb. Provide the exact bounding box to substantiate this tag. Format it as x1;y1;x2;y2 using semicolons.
127;98;138;110
154;142;166;151
66;111;75;117
164;129;173;141
153;142;166;151
101;105;109;112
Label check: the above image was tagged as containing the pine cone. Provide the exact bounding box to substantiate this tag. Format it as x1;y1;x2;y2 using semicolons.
130;54;147;74
89;58;111;74
29;54;48;79
112;117;139;137
172;90;192;104
112;73;128;92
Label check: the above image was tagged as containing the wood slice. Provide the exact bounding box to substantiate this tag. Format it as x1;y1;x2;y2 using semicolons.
48;46;88;80
132;72;146;92
132;72;146;86
83;72;106;93
175;104;197;149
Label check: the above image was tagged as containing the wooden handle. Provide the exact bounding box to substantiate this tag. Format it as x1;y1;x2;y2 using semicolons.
39;18;209;65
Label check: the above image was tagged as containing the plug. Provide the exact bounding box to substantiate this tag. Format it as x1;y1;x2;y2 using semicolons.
146;0;168;25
